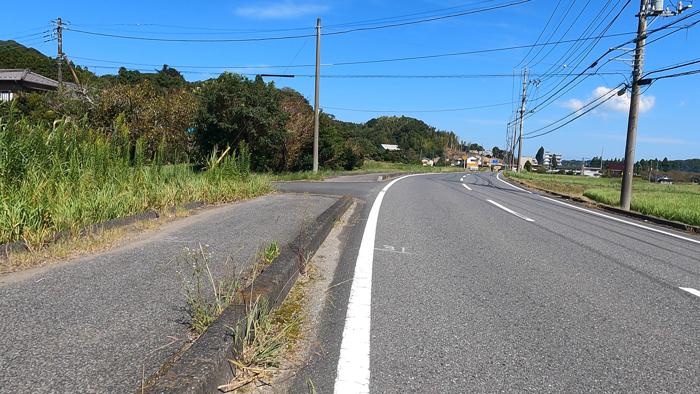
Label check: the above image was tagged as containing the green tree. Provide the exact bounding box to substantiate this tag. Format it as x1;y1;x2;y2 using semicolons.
535;146;545;165
551;155;558;169
492;146;503;159
524;160;532;172
195;73;288;171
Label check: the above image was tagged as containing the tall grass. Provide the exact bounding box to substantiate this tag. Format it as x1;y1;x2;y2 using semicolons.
506;172;700;226
0;116;270;247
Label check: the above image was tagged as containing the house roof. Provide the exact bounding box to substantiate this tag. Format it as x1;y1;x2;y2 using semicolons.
0;69;61;89
380;144;401;151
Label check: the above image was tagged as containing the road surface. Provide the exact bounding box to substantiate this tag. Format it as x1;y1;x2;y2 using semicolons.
283;171;700;393
0;194;338;393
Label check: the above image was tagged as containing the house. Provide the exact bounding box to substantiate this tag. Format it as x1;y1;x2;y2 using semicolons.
606;162;625;177
0;69;77;101
380;144;401;151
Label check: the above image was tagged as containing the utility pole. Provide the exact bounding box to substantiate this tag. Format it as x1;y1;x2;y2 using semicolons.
56;17;63;87
312;17;321;173
620;0;692;210
516;68;528;172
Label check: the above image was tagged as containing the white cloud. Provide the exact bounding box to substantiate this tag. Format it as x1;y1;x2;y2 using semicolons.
563;98;584;112
565;86;655;115
235;1;329;19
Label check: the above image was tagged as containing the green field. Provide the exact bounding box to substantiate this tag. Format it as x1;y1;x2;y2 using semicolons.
505;172;700;226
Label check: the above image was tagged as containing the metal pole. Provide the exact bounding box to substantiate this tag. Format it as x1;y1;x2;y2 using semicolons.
620;0;648;210
516;68;527;172
312;18;321;173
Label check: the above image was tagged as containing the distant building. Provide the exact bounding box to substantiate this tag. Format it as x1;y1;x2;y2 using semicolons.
519;156;538;168
0;69;77;102
380;144;401;151
606;162;624;177
542;151;562;168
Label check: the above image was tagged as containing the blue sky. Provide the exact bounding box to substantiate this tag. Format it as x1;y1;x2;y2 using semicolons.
2;0;699;160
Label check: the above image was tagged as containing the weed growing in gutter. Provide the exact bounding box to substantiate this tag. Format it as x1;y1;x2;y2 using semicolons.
177;244;240;336
219;297;294;392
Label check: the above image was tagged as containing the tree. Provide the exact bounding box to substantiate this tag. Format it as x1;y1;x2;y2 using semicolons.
535;146;545;165
94;80;197;161
524;160;532;172
551;155;558;169
195;73;288;171
492;146;503;159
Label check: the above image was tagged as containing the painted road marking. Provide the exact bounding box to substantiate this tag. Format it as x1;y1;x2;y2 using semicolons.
679;287;700;298
462;183;472;191
375;245;414;255
539;196;700;246
334;173;426;393
487;199;535;222
496;172;532;194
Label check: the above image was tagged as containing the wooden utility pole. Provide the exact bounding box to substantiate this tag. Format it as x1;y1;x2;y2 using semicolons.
56;17;63;87
620;0;648;210
516;68;528;172
312;18;321;173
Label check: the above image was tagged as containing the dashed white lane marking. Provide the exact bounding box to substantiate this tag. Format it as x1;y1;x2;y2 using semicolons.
334;173;427;393
539;196;700;246
496;171;532;194
462;183;472;191
679;287;700;298
487;199;535;222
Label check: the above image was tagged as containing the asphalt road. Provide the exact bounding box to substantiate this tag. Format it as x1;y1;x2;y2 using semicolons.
284;171;700;393
0;194;338;393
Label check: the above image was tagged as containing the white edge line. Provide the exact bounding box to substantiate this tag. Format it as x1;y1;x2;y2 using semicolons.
679;287;700;298
496;171;532;194
334;173;427;393
487;199;535;222
539;195;700;246
462;183;472;191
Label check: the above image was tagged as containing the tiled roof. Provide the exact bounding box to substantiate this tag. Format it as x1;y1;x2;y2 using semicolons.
0;69;59;88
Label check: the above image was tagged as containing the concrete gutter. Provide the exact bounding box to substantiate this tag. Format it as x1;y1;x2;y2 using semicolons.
143;196;352;393
505;176;700;234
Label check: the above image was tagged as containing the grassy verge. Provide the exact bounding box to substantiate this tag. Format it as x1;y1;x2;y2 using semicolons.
0;118;271;250
505;171;700;226
269;160;469;181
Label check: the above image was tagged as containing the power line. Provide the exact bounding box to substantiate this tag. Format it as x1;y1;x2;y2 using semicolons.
523;0;632;117
524;83;625;137
80;64;628;79
643;58;700;77
524;12;699;119
63;1;529;43
642;68;700;82
323;102;513;113
67;31;638;73
515;0;564;67
526;0;580;67
524;84;623;139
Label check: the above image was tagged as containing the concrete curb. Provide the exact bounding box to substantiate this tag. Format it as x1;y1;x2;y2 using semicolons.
504;176;700;234
1;202;207;259
143;196;353;393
